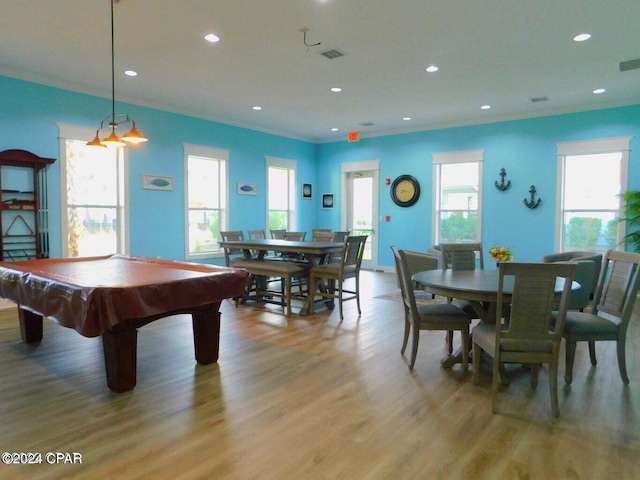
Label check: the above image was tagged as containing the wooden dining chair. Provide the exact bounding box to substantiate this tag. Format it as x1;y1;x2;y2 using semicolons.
472;262;576;417
557;249;640;385
438;242;484;271
311;229;332;241
219;230;246;266
332;231;350;242
270;229;286;240
312;231;334;242
393;247;472;371
309;236;367;320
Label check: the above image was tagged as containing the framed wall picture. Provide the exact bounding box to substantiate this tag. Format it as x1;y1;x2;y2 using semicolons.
322;193;334;209
143;174;174;191
302;183;312;199
237;183;258;195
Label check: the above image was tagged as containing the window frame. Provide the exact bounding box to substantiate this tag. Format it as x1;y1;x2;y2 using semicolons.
265;156;297;232
57;122;129;258
555;137;631;253
183;143;229;260
432;149;484;245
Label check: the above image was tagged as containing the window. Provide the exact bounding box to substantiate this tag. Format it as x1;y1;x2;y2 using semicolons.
58;123;128;258
266;156;296;231
556;137;630;252
432;150;483;244
184;144;228;259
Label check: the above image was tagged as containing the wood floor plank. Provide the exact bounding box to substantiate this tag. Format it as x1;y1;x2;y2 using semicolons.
0;271;638;479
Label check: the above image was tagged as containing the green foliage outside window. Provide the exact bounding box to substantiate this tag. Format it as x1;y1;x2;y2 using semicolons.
440;213;477;243
565;217;602;250
268;210;288;231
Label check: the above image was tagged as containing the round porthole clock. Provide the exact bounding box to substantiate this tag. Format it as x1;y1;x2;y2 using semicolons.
391;175;420;207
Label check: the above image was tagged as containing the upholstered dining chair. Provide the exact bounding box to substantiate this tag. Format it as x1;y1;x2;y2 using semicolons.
393;247;472;371
556;249;640;385
309;235;367;320
472;262;576;417
542;251;603;311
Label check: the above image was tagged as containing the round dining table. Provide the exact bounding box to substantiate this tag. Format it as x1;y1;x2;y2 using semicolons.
412;269;577;367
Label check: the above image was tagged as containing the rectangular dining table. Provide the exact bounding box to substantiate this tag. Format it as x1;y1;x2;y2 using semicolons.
0;255;248;392
218;238;345;315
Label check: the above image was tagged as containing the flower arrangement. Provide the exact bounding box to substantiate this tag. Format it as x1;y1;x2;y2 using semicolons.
489;245;513;263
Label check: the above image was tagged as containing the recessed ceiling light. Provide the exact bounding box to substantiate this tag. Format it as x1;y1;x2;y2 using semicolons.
481;105;491;110
204;33;220;43
425;65;439;73
593;88;606;94
124;70;137;77
330;127;339;132
330;87;342;93
402;117;411;121
573;33;591;42
252;106;262;111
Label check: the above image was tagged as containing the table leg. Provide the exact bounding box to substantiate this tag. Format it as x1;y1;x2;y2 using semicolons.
102;329;138;393
192;309;221;364
18;308;43;344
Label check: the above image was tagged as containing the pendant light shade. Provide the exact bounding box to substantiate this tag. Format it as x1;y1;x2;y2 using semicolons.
88;0;148;148
121;122;148;144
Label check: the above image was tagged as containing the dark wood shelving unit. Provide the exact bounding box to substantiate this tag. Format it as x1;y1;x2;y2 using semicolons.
0;150;56;261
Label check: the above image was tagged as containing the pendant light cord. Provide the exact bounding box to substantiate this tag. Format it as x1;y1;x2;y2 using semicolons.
110;0;116;131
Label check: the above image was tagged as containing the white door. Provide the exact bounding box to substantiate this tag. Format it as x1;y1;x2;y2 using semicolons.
345;169;378;270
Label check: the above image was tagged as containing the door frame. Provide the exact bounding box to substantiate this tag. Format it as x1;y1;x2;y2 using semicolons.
341;160;380;270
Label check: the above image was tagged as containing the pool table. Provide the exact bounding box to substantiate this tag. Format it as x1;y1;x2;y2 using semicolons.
0;255;248;392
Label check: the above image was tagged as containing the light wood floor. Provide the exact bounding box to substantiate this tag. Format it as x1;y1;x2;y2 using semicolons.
0;271;638;479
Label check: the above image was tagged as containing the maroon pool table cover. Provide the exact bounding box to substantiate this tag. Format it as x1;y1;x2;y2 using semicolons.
0;255;248;337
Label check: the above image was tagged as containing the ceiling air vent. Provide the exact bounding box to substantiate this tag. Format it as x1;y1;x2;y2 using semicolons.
319;48;345;59
530;96;548;103
359;122;375;127
619;58;640;72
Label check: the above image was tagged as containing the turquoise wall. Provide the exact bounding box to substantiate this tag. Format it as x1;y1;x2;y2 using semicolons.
317;106;640;267
0;75;317;264
1;75;638;268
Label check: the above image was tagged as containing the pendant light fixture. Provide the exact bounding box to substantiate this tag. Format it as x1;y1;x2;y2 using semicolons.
88;0;148;148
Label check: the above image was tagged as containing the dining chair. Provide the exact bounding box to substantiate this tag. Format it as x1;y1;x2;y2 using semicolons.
308;235;367;320
219;230;246;266
437;242;484;332
393;247;472;371
438;242;484;271
557;249;640;385
284;231;306;241
472;262;576;417
391;247;469;369
248;229;266;240
542;251;603;311
270;229;286;240
332;231;350;242
312;229;333;241
312;231;334;242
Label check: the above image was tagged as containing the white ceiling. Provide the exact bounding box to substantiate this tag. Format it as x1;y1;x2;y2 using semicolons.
1;0;640;143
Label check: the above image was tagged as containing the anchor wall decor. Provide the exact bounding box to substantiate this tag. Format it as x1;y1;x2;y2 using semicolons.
523;185;542;209
494;168;511;191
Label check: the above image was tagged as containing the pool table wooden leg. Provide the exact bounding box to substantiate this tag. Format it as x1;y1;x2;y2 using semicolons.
18;308;43;344
102;329;138;393
192;309;221;365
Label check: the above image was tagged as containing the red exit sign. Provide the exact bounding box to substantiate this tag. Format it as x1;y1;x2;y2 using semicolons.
348;131;360;142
